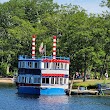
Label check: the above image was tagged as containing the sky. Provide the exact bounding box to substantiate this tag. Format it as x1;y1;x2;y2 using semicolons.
0;0;109;14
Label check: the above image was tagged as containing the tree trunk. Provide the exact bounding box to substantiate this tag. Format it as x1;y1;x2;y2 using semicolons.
6;64;10;75
83;68;86;82
83;53;86;82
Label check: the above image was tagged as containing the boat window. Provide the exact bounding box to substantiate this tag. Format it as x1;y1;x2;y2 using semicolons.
63;63;65;69
51;63;54;69
35;62;38;68
44;62;49;69
55;63;57;69
54;63;56;69
48;63;50;68
38;78;41;83
22;62;25;68
65;64;67;69
66;78;68;84
18;76;20;82
34;77;37;83
19;61;24;68
49;62;52;69
46;78;49;84
44;63;46;68
53;63;57;69
28;62;33;68
29;77;31;83
61;63;63;69
56;63;60;69
64;78;66;84
60;78;63;84
42;78;45;83
25;77;26;83
18;76;21;83
26;77;29;83
28;62;30;68
51;77;54;84
22;76;25;83
55;77;59;84
31;77;33;83
18;62;21;68
18;76;21;82
47;63;48;68
20;76;22;83
51;63;53;69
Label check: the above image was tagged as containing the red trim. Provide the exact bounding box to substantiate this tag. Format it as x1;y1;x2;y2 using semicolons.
43;59;70;63
53;50;56;52
32;44;35;46
53;46;56;48
53;36;57;39
32;35;36;38
42;74;64;77
32;45;35;47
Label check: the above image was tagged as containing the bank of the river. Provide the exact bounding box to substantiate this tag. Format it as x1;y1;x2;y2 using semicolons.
0;88;110;110
73;79;110;88
0;78;15;87
0;78;110;89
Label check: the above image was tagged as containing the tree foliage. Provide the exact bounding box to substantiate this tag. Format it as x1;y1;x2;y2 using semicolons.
0;0;110;78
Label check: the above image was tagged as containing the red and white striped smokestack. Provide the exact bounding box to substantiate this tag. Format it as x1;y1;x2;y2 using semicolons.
53;36;57;59
32;35;36;59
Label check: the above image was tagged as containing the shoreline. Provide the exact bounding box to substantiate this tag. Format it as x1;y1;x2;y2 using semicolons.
0;78;14;84
0;78;15;87
0;78;109;84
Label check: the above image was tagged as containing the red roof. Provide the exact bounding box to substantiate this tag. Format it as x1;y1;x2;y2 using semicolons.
42;74;64;77
43;59;70;63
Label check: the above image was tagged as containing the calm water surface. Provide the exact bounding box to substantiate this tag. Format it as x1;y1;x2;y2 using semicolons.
0;88;110;110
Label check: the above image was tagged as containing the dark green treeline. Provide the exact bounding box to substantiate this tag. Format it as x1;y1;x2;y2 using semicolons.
0;0;110;79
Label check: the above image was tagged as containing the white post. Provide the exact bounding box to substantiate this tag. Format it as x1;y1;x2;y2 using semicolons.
53;36;57;59
49;77;51;84
32;35;36;59
44;45;46;58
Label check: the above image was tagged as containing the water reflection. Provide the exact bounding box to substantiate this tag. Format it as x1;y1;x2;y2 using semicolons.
17;93;69;104
0;88;110;110
17;94;40;99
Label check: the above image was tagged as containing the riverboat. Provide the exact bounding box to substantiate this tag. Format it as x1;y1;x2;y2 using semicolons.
16;35;70;95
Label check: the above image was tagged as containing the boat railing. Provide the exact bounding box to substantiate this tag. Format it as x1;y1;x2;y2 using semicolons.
19;55;70;61
18;55;41;60
42;56;70;60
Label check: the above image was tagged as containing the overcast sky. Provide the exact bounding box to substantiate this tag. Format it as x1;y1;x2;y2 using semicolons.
0;0;109;14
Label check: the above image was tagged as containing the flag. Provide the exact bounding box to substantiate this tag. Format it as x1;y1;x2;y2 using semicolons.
39;42;44;54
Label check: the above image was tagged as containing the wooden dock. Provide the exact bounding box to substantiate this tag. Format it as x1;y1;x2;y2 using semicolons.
68;75;75;95
70;89;99;95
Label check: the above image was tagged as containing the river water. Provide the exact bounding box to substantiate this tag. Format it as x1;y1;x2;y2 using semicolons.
0;87;110;110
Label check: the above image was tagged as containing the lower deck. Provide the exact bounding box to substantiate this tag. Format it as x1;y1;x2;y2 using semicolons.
17;86;67;95
17;74;69;89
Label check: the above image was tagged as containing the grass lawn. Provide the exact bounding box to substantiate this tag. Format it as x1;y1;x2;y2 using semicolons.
72;79;110;88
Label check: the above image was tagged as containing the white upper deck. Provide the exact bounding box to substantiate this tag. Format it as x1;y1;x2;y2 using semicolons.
18;55;70;70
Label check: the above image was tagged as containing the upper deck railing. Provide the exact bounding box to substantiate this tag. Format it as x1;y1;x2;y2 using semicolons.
41;56;70;61
18;55;41;60
18;55;70;61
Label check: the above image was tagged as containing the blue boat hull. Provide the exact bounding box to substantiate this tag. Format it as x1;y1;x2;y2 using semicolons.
17;86;66;95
